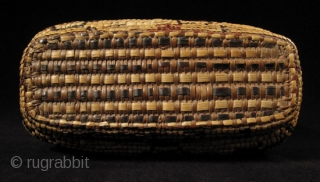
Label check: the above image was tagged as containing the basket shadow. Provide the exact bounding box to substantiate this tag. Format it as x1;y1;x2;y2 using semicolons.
50;145;275;163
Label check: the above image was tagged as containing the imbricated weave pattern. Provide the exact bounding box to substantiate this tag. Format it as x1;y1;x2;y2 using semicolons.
20;19;302;154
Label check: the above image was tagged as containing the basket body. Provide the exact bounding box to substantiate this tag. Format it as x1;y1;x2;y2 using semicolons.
19;19;302;154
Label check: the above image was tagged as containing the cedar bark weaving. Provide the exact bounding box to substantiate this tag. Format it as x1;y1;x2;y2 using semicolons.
19;19;302;154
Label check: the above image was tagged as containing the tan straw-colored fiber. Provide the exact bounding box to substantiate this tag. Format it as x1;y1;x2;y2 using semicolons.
19;19;302;154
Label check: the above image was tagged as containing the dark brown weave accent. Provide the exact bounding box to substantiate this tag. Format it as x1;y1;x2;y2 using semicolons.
19;19;302;154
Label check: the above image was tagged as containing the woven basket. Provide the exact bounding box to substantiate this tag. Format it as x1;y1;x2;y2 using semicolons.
19;19;302;154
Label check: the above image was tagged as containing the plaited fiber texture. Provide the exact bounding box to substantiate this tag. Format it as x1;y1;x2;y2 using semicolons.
19;19;302;154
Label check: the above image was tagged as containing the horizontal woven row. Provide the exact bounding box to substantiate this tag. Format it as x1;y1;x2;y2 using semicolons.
29;59;289;75
42;29;283;40
28;84;291;102
35;99;288;115
42;132;289;154
34;30;288;50
34;112;287;127
27;72;293;88
29;47;283;60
